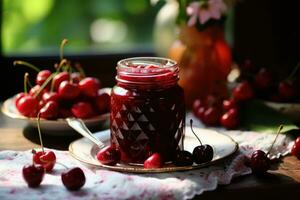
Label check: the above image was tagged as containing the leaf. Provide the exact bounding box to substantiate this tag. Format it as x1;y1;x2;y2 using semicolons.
240;100;298;133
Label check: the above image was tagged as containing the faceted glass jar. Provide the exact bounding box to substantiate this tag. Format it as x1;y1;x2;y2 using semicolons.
110;57;185;164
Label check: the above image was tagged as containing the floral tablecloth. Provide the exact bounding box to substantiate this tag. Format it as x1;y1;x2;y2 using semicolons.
0;114;294;200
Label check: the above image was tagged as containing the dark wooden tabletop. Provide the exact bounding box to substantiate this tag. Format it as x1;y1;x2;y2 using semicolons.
1;110;300;199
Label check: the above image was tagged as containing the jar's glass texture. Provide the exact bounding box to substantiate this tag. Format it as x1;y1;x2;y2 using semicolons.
110;57;185;164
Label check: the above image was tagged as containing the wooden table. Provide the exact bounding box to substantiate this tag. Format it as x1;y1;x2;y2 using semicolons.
1;110;300;199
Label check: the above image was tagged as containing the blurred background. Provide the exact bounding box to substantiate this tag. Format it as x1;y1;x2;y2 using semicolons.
0;0;299;100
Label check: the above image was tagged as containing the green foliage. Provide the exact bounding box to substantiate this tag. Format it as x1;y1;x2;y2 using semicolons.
2;0;163;55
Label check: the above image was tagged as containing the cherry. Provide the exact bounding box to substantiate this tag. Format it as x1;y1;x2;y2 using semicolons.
220;108;239;129
42;91;60;103
222;99;237;111
32;114;56;172
95;93;110;114
291;136;300;160
173;150;193;166
15;92;25;107
22;164;45;188
192;99;203;115
233;81;254;101
96;145;120;166
196;106;206;120
144;153;163;168
39;101;59;120
202;106;221;126
61;167;86;191
190;119;214;164
36;70;52;87
16;95;39;117
58;80;80;100
254;68;273;89
79;77;101;98
278;80;297;100
52;71;70;91
249;125;283;174
29;85;47;100
250;150;270;174
71;72;82;84
71;101;94;119
33;151;56;172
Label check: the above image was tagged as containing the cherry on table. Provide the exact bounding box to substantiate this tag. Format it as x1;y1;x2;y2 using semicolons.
61;167;86;191
22;164;45;188
144;153;163;168
291;136;300;160
33;150;56;172
249;150;270;174
96;145;120;166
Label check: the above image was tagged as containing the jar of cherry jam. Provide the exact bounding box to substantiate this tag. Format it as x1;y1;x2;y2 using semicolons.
110;57;185;164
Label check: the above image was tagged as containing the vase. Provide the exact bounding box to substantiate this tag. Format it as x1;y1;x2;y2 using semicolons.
168;25;232;108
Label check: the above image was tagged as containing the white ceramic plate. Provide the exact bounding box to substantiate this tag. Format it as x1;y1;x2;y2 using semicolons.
69;127;238;173
1;88;111;135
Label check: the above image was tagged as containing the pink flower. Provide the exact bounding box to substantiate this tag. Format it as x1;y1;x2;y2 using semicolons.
186;0;227;26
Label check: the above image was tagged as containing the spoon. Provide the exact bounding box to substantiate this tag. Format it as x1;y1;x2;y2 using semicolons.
66;118;105;148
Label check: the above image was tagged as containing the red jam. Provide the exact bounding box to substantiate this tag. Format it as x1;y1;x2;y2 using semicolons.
110;57;185;164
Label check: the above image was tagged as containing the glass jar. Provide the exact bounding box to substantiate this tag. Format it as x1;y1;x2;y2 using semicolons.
110;57;185;164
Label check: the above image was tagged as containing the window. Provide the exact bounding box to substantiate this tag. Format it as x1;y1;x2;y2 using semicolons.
1;0;162;100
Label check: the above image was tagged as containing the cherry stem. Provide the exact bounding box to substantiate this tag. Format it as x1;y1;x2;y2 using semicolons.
34;72;57;98
37;113;45;153
24;73;29;94
267;124;284;155
287;62;300;80
60;39;68;61
190;119;202;146
75;62;86;78
13;61;40;72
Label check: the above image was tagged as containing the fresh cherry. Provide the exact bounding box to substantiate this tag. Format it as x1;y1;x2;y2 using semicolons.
42;91;60;103
220;108;239;129
254;68;273;89
71;101;95;119
291;136;300;160
58;80;80;100
39;101;59;120
95;93;110;114
278;80;297;100
249;125;283;174
202;106;221;126
173;150;193;166
249;150;270;174
32;114;56;172
22;164;45;188
15;92;25;107
233;81;254;101
190;119;214;164
222;99;238;111
96;145;120;166
144;153;163;168
53;71;70;91
36;70;52;87
61;167;86;191
16;95;39;117
33;151;56;172
192;99;203;115
79;77;101;97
